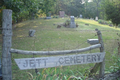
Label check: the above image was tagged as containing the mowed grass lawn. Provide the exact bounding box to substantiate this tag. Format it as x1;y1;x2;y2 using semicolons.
10;18;120;80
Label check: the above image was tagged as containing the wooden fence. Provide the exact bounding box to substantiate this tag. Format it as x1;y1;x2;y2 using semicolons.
2;9;105;80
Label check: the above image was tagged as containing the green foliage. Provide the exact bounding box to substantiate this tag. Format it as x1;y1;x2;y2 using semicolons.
104;0;120;27
0;0;113;24
0;6;6;28
26;67;87;80
0;0;41;22
65;20;70;25
118;24;120;28
98;19;112;26
43;0;51;16
53;0;84;17
53;15;59;18
107;48;120;73
0;0;57;23
84;0;101;18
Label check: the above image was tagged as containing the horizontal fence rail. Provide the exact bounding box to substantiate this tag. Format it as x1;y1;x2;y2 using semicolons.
10;44;101;55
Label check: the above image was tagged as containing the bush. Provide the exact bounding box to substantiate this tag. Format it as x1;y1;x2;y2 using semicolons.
53;15;59;18
118;24;120;28
107;48;120;73
98;19;113;26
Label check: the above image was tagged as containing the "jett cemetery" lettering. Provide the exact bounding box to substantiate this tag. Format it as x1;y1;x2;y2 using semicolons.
15;52;105;70
58;54;101;65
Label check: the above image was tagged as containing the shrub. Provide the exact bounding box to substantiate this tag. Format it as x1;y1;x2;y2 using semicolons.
53;15;59;18
98;19;113;26
118;24;120;28
107;48;120;72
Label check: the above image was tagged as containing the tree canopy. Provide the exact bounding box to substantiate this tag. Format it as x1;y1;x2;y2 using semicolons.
102;0;120;27
0;0;57;23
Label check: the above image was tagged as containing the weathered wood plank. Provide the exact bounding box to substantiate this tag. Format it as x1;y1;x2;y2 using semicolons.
10;44;101;55
87;39;99;45
15;52;105;70
2;9;12;80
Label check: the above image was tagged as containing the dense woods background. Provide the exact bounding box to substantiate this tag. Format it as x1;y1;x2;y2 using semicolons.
0;0;120;27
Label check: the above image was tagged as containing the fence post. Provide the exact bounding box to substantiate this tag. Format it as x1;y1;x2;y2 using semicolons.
2;9;12;80
96;29;105;78
89;29;105;78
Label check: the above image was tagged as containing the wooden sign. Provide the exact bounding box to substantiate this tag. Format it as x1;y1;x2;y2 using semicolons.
15;52;105;70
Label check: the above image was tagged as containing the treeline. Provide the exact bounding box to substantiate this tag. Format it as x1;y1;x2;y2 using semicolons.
0;0;120;27
0;0;102;24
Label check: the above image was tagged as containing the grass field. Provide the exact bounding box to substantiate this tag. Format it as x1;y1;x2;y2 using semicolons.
3;18;120;80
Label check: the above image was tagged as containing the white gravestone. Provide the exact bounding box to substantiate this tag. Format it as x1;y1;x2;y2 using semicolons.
80;14;82;18
70;16;76;28
95;16;98;21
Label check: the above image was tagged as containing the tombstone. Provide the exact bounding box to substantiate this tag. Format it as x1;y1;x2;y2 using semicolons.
95;16;98;21
70;16;76;28
80;14;82;18
59;11;65;17
29;29;36;37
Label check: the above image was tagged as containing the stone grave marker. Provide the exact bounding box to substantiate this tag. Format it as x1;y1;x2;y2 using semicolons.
29;29;36;37
80;14;82;18
95;16;98;21
70;16;76;28
59;11;65;17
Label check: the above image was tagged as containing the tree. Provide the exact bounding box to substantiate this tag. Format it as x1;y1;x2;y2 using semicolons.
54;0;84;17
104;0;120;27
41;0;57;17
83;1;96;18
0;0;44;23
93;0;101;17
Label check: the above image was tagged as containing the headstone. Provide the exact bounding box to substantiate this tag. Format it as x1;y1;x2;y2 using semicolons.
80;14;82;18
70;16;76;28
29;29;36;37
95;16;98;21
59;11;65;17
